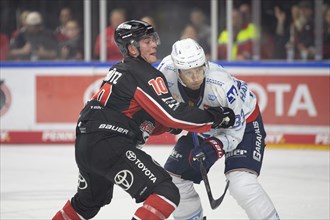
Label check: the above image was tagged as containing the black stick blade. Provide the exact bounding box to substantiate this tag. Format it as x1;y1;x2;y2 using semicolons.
210;180;230;209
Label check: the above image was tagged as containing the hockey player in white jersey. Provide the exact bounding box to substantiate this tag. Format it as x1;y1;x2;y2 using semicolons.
158;38;280;220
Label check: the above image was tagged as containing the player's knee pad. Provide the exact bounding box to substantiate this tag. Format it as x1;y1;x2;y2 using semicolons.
133;179;180;219
52;200;84;220
226;171;259;204
171;175;204;220
133;194;177;220
226;171;279;220
153;178;180;207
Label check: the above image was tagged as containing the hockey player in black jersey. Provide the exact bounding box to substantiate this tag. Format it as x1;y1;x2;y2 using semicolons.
53;20;235;220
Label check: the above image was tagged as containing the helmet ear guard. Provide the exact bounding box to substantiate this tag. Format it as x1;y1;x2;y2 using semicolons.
114;20;160;56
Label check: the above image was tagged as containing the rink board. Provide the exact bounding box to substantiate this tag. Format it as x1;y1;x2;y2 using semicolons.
0;61;329;147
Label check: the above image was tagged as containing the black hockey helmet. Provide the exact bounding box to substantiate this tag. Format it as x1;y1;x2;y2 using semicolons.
114;20;160;55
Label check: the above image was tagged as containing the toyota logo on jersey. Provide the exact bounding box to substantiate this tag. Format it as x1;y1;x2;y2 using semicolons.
114;170;134;191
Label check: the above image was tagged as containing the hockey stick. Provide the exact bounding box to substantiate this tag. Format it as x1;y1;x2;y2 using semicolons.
192;132;229;210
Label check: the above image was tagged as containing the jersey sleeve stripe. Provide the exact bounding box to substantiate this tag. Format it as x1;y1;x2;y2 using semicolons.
134;87;212;133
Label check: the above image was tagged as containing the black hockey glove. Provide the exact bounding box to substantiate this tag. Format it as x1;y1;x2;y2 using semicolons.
168;128;182;135
205;106;235;129
190;137;225;171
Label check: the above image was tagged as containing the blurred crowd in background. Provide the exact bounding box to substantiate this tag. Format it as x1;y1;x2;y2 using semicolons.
0;0;329;61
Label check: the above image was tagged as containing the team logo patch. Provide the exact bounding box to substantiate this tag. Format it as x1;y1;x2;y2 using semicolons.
140;120;155;134
165;65;175;71
114;170;134;191
208;94;217;101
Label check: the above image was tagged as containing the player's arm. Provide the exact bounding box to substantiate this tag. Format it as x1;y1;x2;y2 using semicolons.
133;74;232;133
189;77;245;171
208;77;246;152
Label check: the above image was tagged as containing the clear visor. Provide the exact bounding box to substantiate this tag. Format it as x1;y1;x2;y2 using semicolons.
139;32;161;45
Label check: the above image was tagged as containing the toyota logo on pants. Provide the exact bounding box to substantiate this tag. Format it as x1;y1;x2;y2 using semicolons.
114;170;134;191
126;150;137;161
77;172;88;190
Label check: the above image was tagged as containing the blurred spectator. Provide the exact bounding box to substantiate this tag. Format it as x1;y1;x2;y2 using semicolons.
237;3;258;60
239;3;252;29
218;9;241;60
295;1;315;60
273;5;290;59
180;24;198;40
180;24;211;60
141;16;156;29
54;7;73;42
0;32;9;60
10;10;30;41
8;11;58;61
323;6;330;59
189;8;211;57
218;5;257;60
260;29;274;60
58;20;83;60
94;8;126;61
285;4;301;61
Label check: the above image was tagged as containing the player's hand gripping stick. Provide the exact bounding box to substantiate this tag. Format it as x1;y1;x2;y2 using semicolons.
192;132;229;210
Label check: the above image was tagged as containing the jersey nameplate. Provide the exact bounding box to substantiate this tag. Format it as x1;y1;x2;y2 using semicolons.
105;68;122;84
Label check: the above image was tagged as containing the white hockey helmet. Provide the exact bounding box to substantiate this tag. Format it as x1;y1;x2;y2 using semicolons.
171;38;207;70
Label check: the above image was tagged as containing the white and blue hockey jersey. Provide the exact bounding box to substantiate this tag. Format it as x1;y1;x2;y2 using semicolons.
158;55;259;152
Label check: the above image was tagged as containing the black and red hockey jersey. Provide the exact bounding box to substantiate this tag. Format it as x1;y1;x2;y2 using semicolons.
81;56;214;143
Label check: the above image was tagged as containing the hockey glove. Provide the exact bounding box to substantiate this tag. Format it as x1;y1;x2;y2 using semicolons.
190;137;225;172
205;106;235;129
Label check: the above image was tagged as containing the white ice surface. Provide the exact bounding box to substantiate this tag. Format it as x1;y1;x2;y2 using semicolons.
1;145;329;220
